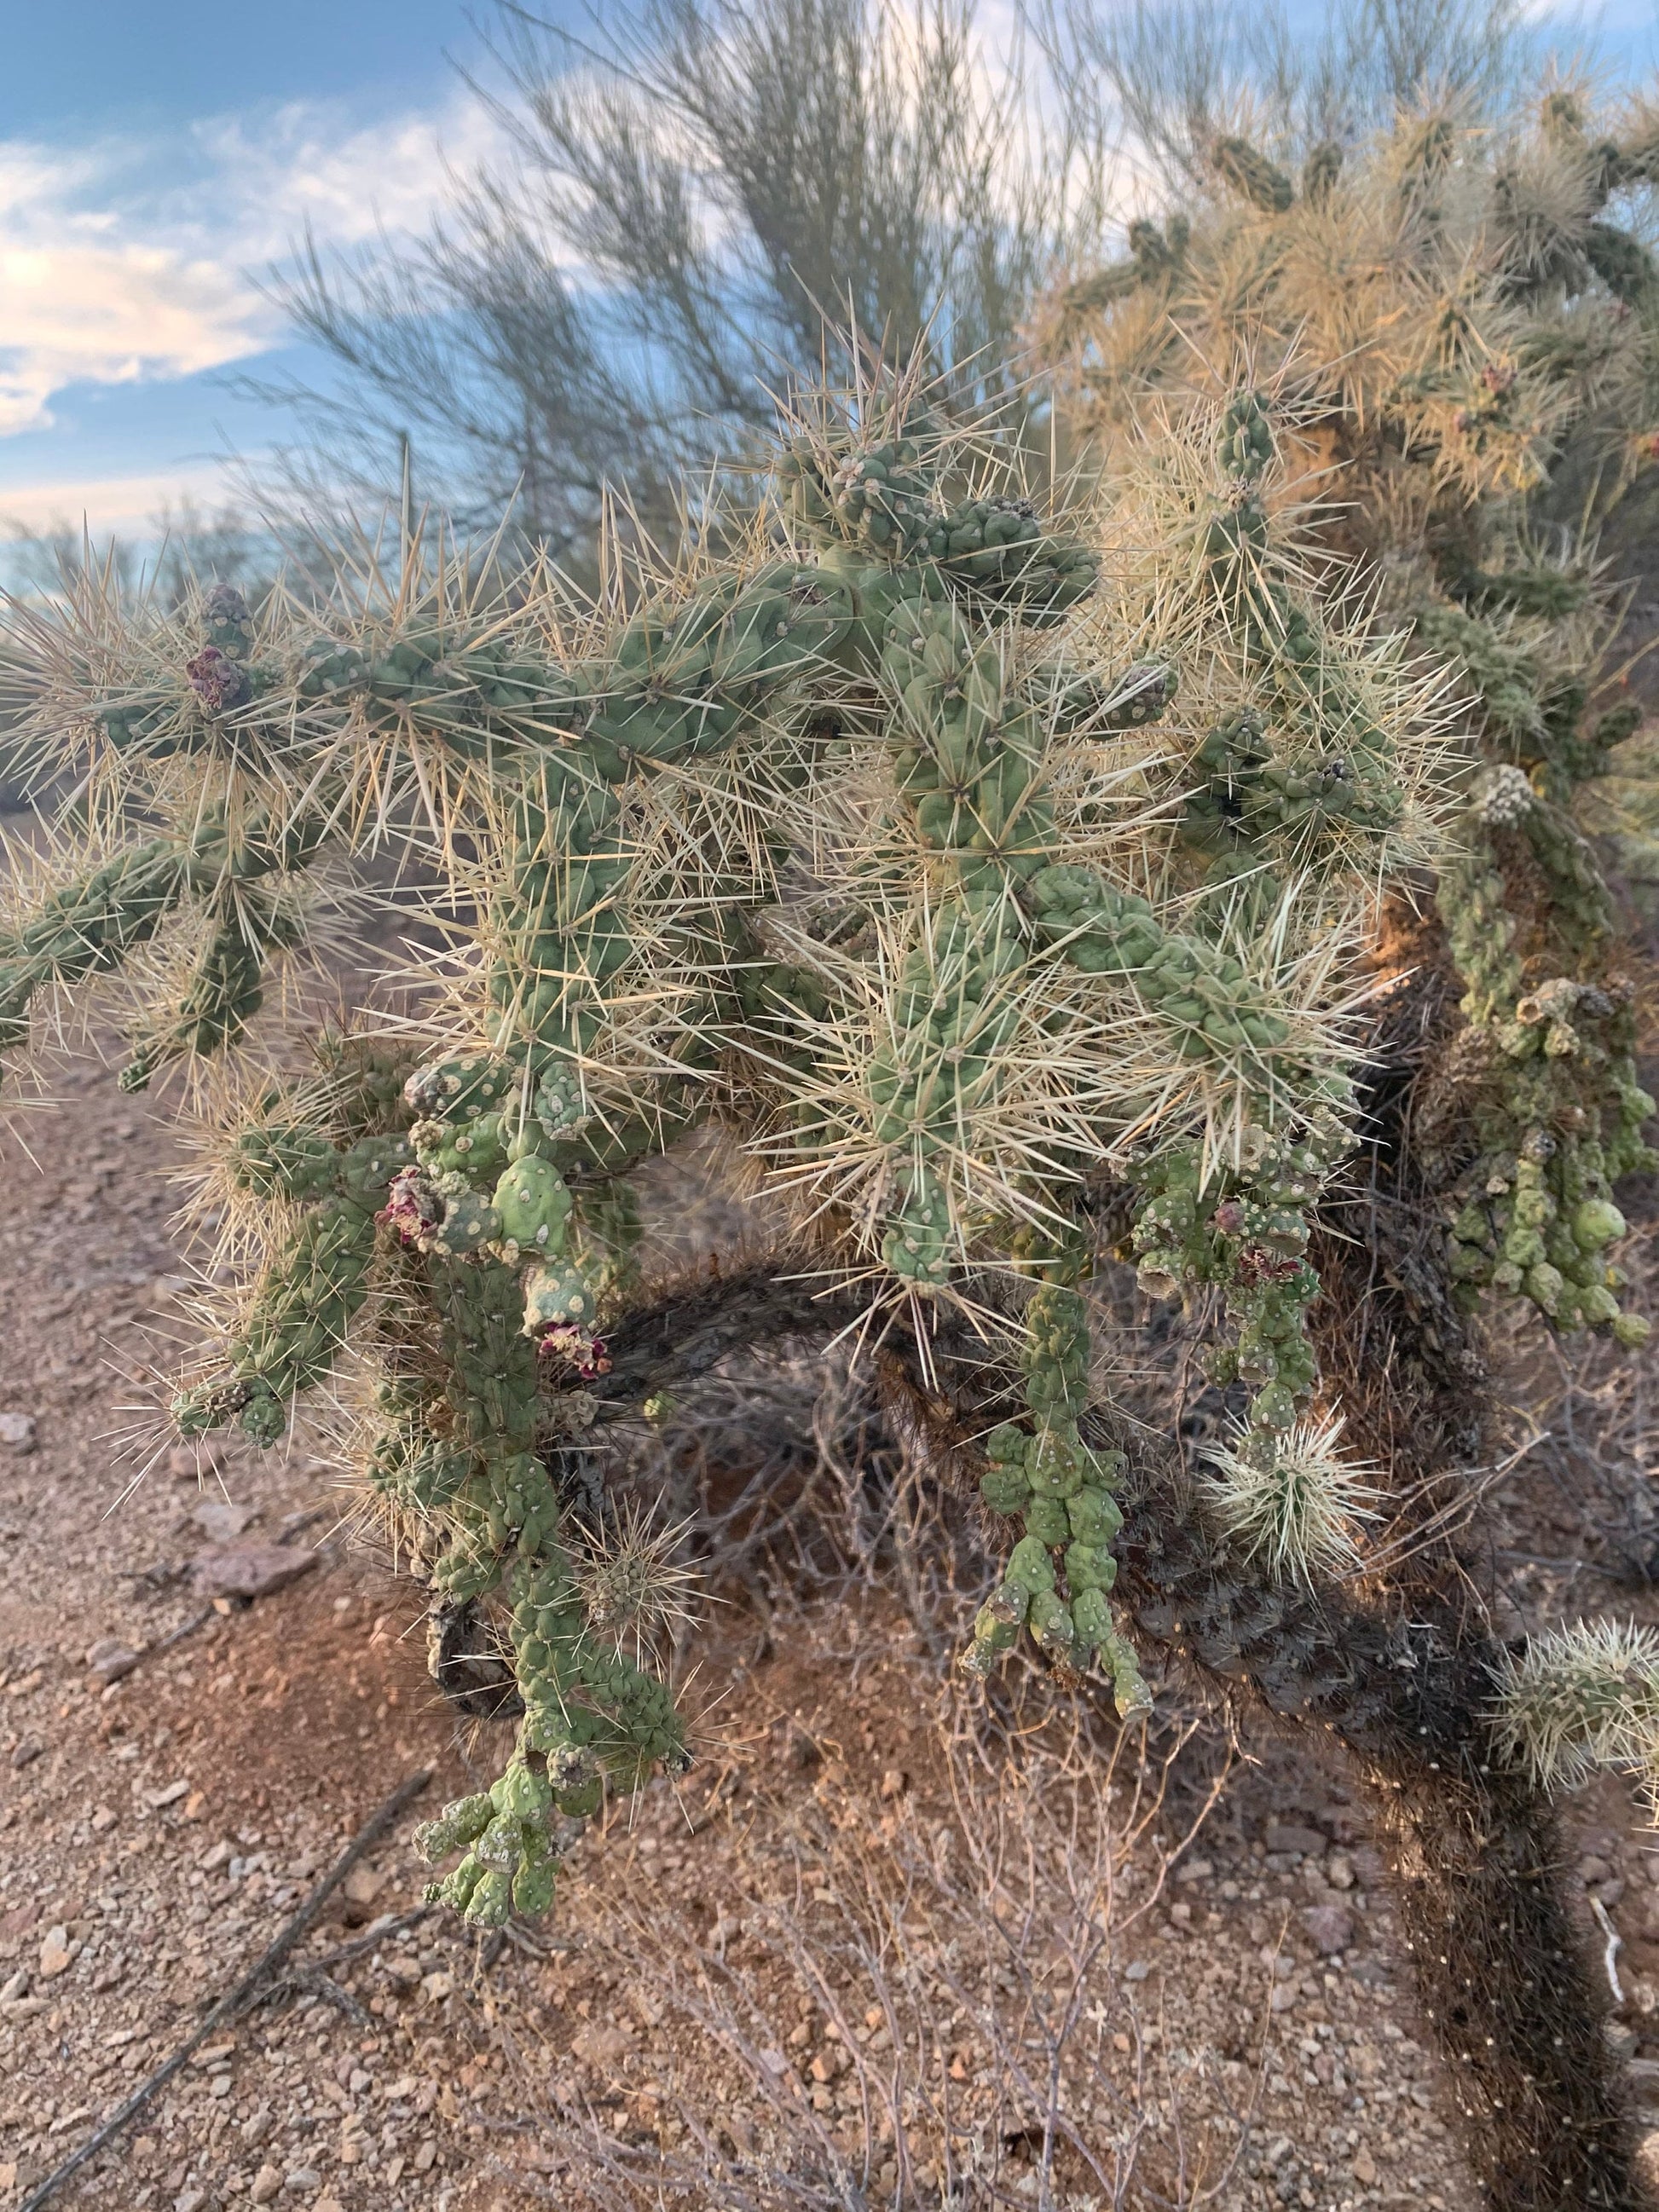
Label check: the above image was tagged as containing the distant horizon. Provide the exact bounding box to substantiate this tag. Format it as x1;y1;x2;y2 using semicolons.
3;0;1655;563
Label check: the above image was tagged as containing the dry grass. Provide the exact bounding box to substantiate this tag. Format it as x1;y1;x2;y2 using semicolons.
474;1594;1254;2212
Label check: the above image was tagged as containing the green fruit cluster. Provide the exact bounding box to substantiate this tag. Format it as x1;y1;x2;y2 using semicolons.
1438;794;1654;1339
1131;1129;1334;1451
964;1274;1148;1714
415;1757;563;1926
1445;1008;1655;1344
510;1552;689;1781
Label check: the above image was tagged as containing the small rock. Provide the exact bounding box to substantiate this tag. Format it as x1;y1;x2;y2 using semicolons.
1353;2149;1379;2185
572;2022;633;2068
1174;1855;1213;1886
281;2172;321;2195
1265;1821;1325;1857
85;1638;142;1685
0;1413;37;1454
38;1926;72;1979
91;1807;119;1833
341;1865;386;1907
189;1546;316;1602
878;1767;908;1801
240;2105;273;2146
175;2192;207;2212
165;1441;223;1480
11;1739;43;1770
1581;1856;1615;1887
412;2140;438;2174
147;1780;190;1811
1269;1981;1299;2013
1300;1903;1355;1956
1325;1851;1355;1891
1123;1960;1151;1983
192;1499;256;1543
250;2165;281;2205
0;1968;27;2002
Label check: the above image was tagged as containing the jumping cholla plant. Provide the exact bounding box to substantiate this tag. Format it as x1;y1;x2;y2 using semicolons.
1199;1408;1380;1585
0;363;1453;1924
1036;84;1659;1348
1491;1620;1659;1815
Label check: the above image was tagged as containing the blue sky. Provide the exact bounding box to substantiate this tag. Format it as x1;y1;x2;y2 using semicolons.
1;1;1655;545
0;0;516;535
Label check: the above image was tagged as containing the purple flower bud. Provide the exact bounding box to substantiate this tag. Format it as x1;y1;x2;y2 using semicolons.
186;644;251;714
377;1165;441;1247
201;583;251;627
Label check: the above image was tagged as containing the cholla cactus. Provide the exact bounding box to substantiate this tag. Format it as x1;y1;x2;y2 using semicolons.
1491;1620;1659;1812
1037;90;1659;1347
1199;1409;1379;1585
0;367;1450;1920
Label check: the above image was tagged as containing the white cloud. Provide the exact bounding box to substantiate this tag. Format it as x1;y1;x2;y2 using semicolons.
0;91;506;440
0;464;238;533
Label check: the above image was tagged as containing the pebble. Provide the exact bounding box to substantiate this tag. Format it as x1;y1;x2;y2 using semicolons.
85;1638;142;1685
878;1766;908;1800
38;1926;73;1979
189;1545;317;1601
192;1499;257;1543
1265;1822;1325;1857
11;1739;43;1770
0;1412;38;1453
282;2170;321;2193
1301;1903;1356;1955
250;2165;281;2204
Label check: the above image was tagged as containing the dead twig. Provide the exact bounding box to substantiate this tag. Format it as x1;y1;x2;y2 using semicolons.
261;1902;435;1993
16;1769;431;2212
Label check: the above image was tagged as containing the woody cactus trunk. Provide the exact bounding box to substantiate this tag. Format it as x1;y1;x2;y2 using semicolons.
0;362;1647;2205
